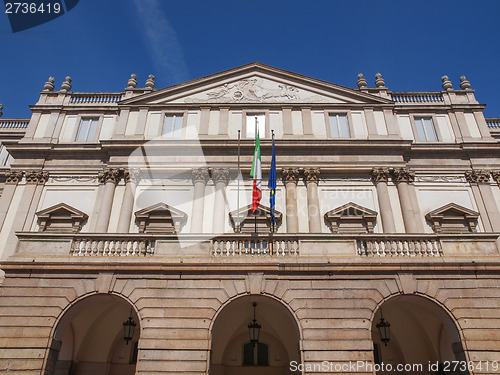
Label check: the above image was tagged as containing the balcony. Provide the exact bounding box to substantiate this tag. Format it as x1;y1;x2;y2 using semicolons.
10;232;500;264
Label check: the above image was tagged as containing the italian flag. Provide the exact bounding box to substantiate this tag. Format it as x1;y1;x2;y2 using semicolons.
250;130;262;213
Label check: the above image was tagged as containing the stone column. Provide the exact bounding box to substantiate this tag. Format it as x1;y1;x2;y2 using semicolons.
393;168;420;233
304;168;321;233
190;168;209;233
212;168;229;233
0;172;23;232
282;168;299;233
117;169;140;233
95;168;120;233
467;170;500;232
371;168;396;233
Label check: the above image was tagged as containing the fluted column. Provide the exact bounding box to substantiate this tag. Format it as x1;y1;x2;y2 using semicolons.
117;169;140;233
95;168;120;232
393;168;420;233
467;170;500;231
304;168;321;233
212;168;229;233
190;168;209;233
282;168;299;233
371;168;396;233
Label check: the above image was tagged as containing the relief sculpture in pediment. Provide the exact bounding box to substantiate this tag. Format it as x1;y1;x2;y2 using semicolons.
185;78;301;103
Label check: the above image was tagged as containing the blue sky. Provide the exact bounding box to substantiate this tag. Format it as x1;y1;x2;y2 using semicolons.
1;0;499;118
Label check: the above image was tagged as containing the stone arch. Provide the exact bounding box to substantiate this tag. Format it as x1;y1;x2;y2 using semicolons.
42;293;140;375
371;294;468;374
209;294;302;375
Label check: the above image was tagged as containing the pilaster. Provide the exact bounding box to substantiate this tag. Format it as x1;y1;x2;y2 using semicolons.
304;168;321;233
117;169;140;233
212;168;229;233
191;168;209;233
95;168;121;232
371;168;396;233
282;168;299;232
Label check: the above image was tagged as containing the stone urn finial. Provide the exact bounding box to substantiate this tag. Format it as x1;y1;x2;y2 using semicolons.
357;73;367;88
460;75;471;90
441;75;453;90
375;73;385;88
127;74;137;89
60;76;72;92
145;74;155;89
44;76;55;91
0;104;3;118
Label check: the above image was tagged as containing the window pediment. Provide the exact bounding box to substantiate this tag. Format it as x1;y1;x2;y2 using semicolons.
324;202;377;234
135;203;187;233
36;203;88;233
229;204;282;233
425;203;479;233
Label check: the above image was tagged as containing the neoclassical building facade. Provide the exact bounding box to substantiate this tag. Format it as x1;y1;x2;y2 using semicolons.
0;63;499;374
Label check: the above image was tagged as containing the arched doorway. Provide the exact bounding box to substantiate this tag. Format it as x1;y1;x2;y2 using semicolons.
372;295;468;374
210;295;301;375
43;294;140;375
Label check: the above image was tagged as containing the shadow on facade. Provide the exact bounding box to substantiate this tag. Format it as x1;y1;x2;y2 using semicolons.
210;295;300;375
43;294;139;375
372;295;468;375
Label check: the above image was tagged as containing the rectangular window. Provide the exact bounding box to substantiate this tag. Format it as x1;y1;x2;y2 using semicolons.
329;114;350;138
415;117;437;141
75;118;98;142
162;114;183;138
246;114;265;138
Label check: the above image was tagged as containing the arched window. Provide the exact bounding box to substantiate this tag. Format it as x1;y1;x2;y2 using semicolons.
243;342;269;366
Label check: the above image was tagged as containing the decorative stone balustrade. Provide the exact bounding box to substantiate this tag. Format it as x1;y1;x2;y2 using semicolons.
211;235;299;257
357;237;442;257
69;93;122;104
0;119;29;129
391;92;444;104
70;237;154;256
486;118;500;129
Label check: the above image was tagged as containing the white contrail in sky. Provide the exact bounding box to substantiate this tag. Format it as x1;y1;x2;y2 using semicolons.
132;0;189;84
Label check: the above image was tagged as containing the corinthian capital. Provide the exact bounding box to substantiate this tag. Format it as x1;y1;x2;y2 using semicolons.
371;168;391;183
98;168;121;184
25;170;49;185
304;168;320;184
191;168;209;184
212;168;229;185
282;168;299;184
491;171;500;184
393;168;415;183
123;169;140;184
5;171;23;185
465;170;490;184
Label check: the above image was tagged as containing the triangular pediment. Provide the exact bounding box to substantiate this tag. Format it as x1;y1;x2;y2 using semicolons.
426;203;479;220
121;63;393;106
135;203;187;220
325;202;378;218
37;203;87;219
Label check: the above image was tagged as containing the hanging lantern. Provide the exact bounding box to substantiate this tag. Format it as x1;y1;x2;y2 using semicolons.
248;302;261;344
376;309;390;346
123;309;137;345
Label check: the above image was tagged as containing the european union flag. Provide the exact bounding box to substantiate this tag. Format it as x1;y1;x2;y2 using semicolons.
268;135;276;227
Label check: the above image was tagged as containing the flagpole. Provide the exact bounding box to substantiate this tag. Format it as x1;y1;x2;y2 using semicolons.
237;129;241;233
254;117;258;234
271;130;275;234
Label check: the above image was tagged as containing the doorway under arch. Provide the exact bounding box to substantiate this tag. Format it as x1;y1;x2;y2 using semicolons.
210;295;301;375
372;295;468;375
43;294;140;375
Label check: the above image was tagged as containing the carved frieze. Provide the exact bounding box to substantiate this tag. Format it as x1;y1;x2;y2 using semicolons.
465;170;490;184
